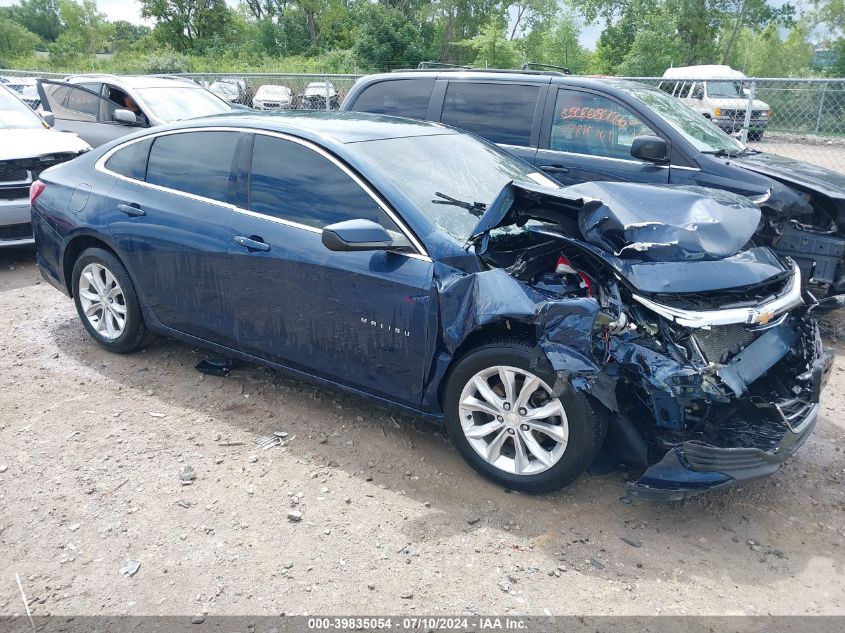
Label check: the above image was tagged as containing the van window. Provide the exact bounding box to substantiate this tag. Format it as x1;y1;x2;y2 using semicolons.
440;82;539;146
658;82;676;94
690;83;704;99
352;79;434;119
146;131;238;203
550;89;656;160
675;82;691;98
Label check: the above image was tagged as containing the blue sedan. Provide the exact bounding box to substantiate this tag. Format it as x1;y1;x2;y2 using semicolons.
31;112;831;497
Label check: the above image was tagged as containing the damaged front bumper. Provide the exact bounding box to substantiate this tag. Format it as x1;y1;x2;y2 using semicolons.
627;343;834;501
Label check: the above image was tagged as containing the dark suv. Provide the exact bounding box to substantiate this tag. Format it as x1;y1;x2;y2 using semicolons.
343;70;845;292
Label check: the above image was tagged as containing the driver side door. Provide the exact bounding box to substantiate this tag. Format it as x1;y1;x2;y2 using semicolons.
535;87;671;186
37;80;139;147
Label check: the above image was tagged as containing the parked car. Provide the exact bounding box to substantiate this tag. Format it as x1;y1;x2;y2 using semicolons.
0;84;89;247
300;81;339;109
252;84;294;110
343;70;845;293
1;76;41;109
37;74;236;147
31;112;833;498
659;65;771;140
209;78;253;107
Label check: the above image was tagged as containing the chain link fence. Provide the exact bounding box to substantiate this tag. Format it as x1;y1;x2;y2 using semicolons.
623;77;845;175
3;68;844;174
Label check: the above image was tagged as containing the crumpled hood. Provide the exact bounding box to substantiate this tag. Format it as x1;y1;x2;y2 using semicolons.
732;151;845;201
573;182;762;261
0;127;90;161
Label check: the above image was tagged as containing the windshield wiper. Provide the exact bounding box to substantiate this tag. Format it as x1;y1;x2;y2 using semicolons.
432;191;487;217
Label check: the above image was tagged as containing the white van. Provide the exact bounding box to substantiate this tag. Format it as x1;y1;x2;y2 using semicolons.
658;65;771;140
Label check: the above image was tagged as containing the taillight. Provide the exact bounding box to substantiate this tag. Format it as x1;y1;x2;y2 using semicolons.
555;256;593;297
29;180;46;205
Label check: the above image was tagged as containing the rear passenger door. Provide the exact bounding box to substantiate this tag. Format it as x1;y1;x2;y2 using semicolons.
535;87;670;186
101;130;242;347
434;80;547;164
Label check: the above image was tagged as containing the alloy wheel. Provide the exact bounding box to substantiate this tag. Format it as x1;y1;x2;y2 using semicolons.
77;262;127;340
458;366;569;475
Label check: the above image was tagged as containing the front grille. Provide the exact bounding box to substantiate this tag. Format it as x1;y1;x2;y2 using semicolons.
651;271;792;311
0;186;28;201
0;222;33;240
0;167;28;182
693;324;761;364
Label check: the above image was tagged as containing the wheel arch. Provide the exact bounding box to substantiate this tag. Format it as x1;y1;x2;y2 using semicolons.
62;232;122;297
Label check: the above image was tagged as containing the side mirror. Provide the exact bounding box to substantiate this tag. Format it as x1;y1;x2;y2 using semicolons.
322;219;394;252
631;135;669;164
41;111;55;127
113;109;138;125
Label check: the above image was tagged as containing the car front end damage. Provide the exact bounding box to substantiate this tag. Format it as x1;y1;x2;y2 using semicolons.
439;180;835;498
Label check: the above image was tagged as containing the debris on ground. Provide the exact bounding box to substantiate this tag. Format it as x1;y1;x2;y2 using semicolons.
179;465;196;484
119;560;141;578
287;510;303;522
195;354;237;377
621;535;642;548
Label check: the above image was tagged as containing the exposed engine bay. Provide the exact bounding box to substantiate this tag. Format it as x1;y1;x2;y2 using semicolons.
438;180;836;498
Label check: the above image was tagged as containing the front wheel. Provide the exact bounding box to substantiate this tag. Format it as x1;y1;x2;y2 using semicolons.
443;338;606;493
71;247;153;354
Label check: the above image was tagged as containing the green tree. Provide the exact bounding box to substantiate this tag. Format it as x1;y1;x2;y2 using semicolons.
352;4;424;71
0;16;40;63
141;0;233;51
48;0;113;65
536;11;591;73
458;19;519;68
8;0;63;43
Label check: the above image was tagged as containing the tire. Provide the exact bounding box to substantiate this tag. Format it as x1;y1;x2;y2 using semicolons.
748;131;764;142
71;247;154;354
443;337;607;494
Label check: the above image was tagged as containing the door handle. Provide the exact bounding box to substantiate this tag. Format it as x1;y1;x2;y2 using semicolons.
234;235;271;252
540;164;570;174
117;203;145;217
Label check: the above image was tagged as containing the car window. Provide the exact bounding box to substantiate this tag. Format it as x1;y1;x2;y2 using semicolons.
134;87;231;122
352;79;435;119
248;134;397;231
104;138;153;181
0;85;44;128
62;85;101;118
549;89;656;160
146;131;238;203
440;82;539;146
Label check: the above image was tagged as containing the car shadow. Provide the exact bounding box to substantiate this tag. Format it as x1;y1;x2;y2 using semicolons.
46;310;845;592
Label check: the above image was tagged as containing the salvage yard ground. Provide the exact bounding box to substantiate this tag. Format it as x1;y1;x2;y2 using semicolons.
1;248;844;617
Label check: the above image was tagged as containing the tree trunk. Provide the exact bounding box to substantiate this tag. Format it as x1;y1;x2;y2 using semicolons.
510;6;526;41
722;0;748;65
305;9;317;47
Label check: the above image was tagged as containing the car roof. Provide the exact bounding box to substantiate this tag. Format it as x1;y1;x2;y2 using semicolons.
358;70;650;93
184;111;455;145
662;65;746;79
67;74;203;89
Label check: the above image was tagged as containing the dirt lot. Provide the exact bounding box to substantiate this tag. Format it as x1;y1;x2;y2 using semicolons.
1;247;844;618
753;134;845;175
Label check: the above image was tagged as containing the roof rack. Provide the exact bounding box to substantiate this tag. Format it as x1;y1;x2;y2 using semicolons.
416;62;472;70
391;67;573;77
521;62;572;75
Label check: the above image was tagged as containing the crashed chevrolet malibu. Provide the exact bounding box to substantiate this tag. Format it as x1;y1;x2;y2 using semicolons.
31;113;835;498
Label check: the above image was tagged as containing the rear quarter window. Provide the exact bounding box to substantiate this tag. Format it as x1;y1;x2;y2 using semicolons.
440;82;539;146
104;138;152;181
351;79;435;119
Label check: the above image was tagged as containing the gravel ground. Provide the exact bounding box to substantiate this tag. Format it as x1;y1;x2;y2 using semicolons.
1;247;844;618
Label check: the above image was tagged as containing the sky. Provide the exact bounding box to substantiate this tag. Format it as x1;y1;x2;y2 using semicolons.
0;0;608;49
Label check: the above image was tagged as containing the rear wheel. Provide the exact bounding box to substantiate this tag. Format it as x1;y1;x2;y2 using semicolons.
748;131;764;142
71;247;153;353
443;338;606;493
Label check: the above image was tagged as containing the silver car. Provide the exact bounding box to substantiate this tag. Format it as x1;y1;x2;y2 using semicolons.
252;84;293;110
38;74;236;147
0;85;89;247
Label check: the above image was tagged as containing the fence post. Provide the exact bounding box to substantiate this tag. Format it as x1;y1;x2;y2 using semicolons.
814;82;828;134
325;73;330;111
740;80;755;144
